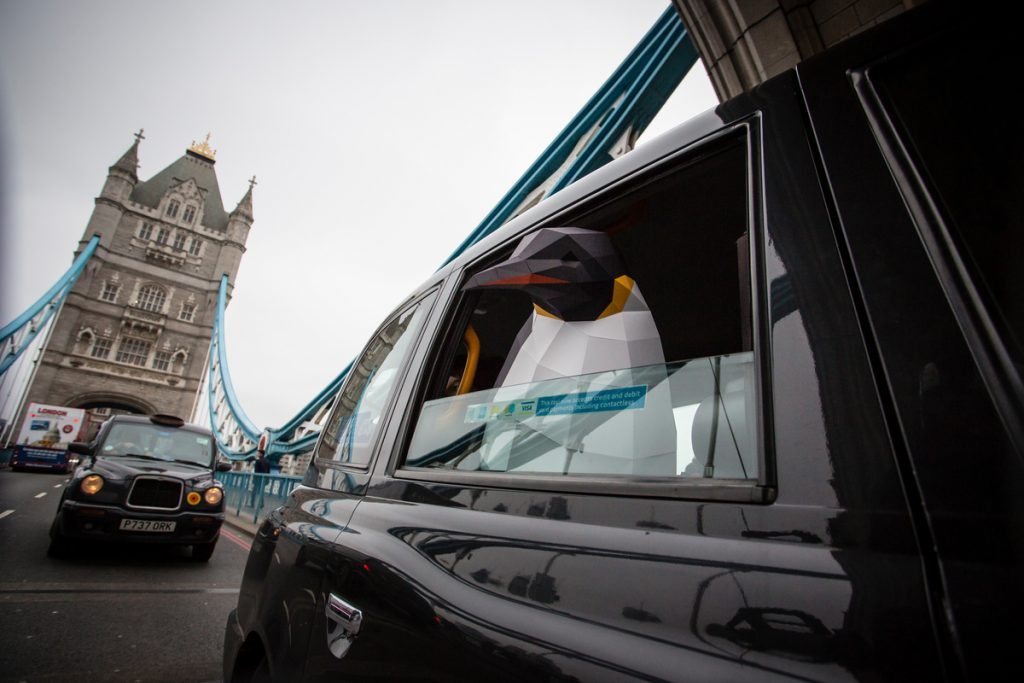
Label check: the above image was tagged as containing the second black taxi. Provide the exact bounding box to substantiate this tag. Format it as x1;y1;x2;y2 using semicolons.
48;414;230;561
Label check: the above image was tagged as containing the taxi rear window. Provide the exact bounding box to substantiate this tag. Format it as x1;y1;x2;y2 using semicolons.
404;135;759;483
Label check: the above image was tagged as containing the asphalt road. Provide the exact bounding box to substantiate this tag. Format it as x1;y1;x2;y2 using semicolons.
0;468;253;683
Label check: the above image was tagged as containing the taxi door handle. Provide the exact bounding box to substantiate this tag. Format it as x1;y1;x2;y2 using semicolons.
326;593;362;659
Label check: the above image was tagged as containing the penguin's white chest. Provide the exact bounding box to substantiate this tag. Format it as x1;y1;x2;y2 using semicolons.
499;288;665;387
482;286;678;476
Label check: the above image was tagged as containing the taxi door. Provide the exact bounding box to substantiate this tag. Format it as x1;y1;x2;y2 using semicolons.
231;289;440;681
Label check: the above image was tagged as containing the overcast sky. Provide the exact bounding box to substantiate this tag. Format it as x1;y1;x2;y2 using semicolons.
0;0;716;430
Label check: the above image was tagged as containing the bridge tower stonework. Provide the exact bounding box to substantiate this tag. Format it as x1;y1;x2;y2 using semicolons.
17;132;253;427
672;0;922;101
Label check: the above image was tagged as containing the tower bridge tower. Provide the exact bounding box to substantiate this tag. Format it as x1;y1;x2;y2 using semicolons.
17;132;253;428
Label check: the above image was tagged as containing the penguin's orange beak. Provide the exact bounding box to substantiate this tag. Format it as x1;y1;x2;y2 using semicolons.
480;273;568;287
462;227;625;322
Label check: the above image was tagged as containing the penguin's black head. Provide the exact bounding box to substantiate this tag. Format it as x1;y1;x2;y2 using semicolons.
464;227;625;322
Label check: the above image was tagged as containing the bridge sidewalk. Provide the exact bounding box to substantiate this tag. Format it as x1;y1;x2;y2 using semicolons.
219;472;300;541
223;508;261;539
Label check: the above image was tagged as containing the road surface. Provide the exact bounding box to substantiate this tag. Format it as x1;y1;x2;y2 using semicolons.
0;468;253;682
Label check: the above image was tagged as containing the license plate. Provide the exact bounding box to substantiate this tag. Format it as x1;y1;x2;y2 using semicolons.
119;519;176;533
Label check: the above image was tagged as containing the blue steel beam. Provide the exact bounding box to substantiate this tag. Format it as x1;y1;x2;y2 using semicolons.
0;235;100;375
441;6;696;264
549;13;696;192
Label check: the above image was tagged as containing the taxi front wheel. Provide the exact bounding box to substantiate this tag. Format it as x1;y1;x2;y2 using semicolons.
192;540;217;562
47;514;72;558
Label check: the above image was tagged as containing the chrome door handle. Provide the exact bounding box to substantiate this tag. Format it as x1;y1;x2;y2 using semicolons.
326;593;362;659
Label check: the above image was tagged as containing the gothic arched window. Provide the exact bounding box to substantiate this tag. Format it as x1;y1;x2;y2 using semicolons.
182;204;197;224
137;285;167;313
73;328;94;356
171;348;189;373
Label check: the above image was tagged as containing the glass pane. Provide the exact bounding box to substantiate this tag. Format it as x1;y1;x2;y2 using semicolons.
405;136;755;484
408;351;755;479
317;301;431;468
102;424;213;465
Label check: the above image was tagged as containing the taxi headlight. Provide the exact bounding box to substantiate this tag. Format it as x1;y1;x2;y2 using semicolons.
186;491;202;506
204;487;223;505
81;474;104;495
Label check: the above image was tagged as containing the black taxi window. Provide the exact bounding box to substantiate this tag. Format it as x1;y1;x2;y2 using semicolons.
405;136;758;481
102;424;213;466
315;299;432;469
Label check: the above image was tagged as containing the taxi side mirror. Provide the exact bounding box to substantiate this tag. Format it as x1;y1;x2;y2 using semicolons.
215;461;233;472
68;441;93;456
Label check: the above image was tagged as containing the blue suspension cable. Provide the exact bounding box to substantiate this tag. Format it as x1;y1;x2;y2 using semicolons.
441;6;696;264
207;274;261;457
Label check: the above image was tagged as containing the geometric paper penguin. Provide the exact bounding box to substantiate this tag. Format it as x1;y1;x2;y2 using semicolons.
463;227;677;475
464;227;666;385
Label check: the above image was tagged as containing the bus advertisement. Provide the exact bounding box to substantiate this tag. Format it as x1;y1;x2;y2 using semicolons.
10;403;90;473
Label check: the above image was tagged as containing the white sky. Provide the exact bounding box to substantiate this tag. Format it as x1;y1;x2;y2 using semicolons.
0;0;717;430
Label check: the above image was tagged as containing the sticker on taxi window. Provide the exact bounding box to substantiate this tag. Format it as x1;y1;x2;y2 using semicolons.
465;385;648;423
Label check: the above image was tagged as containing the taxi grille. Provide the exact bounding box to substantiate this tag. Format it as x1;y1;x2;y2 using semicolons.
127;477;182;510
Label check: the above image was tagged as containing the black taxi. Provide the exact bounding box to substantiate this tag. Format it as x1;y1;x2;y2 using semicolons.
48;414;229;561
224;3;1022;681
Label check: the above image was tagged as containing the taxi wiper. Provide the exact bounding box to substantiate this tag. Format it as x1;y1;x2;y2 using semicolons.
164;458;207;468
118;453;205;467
121;453;164;461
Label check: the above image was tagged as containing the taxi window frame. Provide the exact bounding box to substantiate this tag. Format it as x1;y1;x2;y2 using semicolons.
389;121;775;503
307;287;440;486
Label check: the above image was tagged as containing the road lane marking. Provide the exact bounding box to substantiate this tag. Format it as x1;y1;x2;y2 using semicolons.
0;510;13;520
0;586;240;595
54;484;62;488
34;492;47;499
220;527;252;552
0;580;237;592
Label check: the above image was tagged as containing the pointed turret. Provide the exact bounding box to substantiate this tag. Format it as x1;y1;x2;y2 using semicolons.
230;176;255;223
216;175;256;282
111;134;141;179
101;129;144;201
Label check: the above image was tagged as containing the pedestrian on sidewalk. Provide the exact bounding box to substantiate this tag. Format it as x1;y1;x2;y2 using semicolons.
253;452;271;474
250;452;270;507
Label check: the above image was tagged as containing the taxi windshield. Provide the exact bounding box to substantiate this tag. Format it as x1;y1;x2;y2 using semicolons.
101;423;214;466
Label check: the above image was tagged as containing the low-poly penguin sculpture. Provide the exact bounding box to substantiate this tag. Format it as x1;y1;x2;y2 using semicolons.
464;227;677;475
466;227;665;385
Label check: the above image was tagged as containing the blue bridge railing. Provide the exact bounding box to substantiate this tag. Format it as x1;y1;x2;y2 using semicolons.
220;471;302;523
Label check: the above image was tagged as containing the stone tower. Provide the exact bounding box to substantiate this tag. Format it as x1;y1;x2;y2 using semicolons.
17;131;253;425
